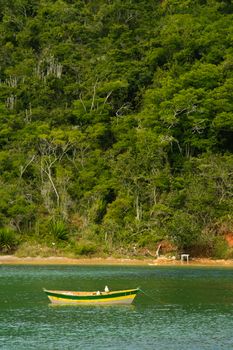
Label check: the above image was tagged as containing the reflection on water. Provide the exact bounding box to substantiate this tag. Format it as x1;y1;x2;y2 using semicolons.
1;265;233;349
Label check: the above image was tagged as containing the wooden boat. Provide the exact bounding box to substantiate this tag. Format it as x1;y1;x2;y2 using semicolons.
43;288;139;305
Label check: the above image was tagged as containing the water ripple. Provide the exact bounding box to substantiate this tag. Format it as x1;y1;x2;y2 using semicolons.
1;265;233;349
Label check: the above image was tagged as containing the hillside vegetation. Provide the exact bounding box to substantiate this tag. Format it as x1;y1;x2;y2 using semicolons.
0;0;233;258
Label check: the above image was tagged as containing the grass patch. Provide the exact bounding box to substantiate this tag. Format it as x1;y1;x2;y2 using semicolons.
16;241;60;257
72;240;99;256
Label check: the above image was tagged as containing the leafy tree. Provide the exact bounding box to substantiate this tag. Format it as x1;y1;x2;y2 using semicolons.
0;0;233;256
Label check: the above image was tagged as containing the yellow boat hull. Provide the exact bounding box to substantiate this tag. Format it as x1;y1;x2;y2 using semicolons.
44;288;139;305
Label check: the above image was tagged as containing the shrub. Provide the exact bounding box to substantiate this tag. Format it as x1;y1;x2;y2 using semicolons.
168;211;200;251
189;232;229;258
212;236;228;259
0;228;18;253
73;240;98;256
49;220;69;241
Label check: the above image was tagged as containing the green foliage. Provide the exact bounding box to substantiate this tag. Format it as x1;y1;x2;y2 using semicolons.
212;236;229;259
0;227;18;253
168;211;200;251
0;0;233;257
73;240;98;256
190;232;229;258
49;220;69;241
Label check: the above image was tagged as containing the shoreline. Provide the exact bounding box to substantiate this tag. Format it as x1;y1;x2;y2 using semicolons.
1;255;233;267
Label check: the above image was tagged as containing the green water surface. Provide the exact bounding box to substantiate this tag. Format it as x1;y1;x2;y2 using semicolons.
1;265;233;349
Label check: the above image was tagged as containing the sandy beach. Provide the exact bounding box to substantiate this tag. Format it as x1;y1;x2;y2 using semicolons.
1;255;233;266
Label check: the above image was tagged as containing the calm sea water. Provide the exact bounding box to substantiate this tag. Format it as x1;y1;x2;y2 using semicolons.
1;265;233;350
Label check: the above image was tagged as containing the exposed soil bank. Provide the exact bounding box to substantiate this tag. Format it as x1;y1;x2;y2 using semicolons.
1;255;233;266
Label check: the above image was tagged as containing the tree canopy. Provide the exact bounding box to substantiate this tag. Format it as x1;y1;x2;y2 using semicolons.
0;0;233;257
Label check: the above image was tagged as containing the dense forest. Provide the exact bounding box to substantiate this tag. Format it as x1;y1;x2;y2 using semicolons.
0;0;233;258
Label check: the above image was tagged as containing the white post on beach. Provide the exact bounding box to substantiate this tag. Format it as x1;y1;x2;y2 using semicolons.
181;254;189;263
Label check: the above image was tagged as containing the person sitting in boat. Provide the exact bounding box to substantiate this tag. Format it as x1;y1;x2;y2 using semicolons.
104;285;109;293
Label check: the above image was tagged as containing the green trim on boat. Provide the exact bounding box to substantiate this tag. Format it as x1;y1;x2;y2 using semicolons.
44;288;139;300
